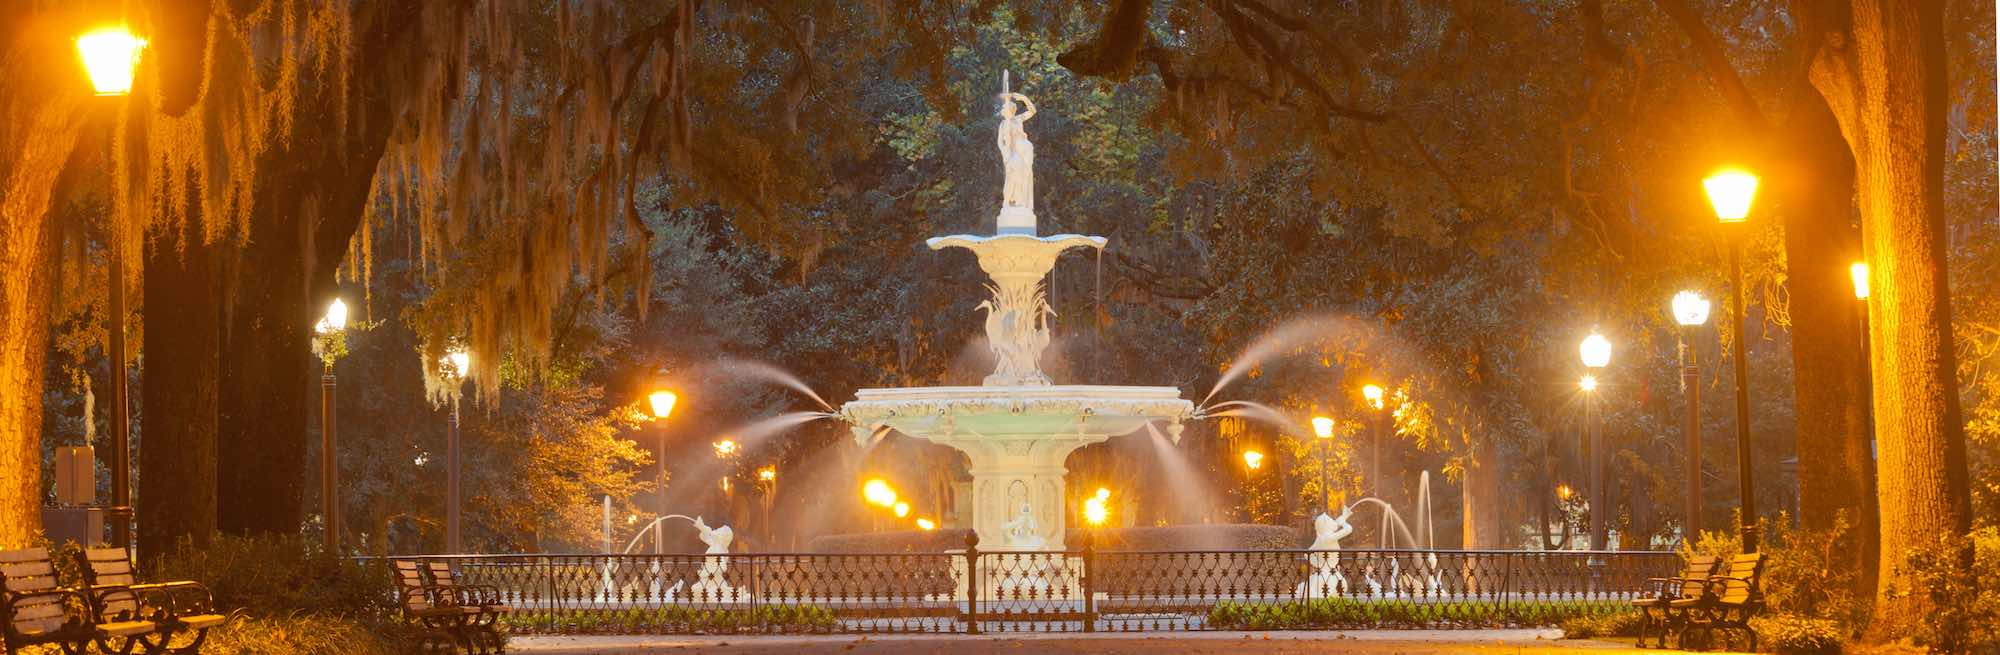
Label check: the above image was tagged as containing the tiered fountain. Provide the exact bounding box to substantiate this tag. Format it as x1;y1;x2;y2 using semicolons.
839;77;1195;559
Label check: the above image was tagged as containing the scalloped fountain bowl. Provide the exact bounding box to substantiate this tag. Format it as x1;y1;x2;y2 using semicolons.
842;385;1193;551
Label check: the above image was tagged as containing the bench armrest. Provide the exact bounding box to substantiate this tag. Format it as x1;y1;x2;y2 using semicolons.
81;583;158;622
129;581;215;617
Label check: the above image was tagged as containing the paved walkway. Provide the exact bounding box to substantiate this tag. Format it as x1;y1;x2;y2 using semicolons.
513;630;1749;654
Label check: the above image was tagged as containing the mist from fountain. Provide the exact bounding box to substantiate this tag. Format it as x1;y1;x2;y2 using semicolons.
1201;315;1372;406
1142;421;1216;524
708;358;836;412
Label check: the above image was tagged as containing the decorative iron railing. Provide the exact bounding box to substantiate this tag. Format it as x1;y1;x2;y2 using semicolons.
392;544;1677;635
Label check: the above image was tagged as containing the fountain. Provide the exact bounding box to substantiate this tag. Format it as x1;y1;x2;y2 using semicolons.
839;76;1195;554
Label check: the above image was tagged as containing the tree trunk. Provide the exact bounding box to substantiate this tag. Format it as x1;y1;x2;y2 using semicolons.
0;94;81;548
138;215;221;556
1773;85;1878;599
1808;0;1972;635
212;0;422;537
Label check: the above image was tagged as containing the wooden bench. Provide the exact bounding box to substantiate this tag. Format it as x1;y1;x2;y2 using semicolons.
1668;552;1765;651
1630;553;1717;649
75;547;226;654
2;547;161;655
395;560;483;654
424;561;507;653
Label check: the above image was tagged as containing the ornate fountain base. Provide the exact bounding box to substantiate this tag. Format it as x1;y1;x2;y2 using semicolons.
842;385;1191;550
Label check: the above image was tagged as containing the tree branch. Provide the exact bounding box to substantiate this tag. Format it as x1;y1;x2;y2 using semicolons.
1653;0;1770;129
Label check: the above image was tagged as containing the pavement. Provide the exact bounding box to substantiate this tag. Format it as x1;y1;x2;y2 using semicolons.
512;630;1751;654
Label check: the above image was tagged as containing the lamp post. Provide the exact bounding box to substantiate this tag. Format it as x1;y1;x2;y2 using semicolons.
1672;292;1712;542
1360;384;1385;498
647;387;676;554
1311;416;1335;515
1705;168;1761;552
441;347;469;553
757;466;777;546
312;299;349;548
1579;332;1611;549
1850;262;1875;462
1242;449;1264;471
77;26;146;548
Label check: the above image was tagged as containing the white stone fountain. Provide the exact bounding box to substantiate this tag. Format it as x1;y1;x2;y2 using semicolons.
840;77;1194;554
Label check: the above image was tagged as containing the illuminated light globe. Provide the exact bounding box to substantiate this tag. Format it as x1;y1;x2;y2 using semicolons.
1579;332;1611;369
1672;291;1712;327
1579;375;1599;392
1311;416;1335;439
916;518;937;530
1083;496;1108;526
444;348;470;378
77;27;146;95
1361;384;1385;410
893;501;910;518
1095;487;1110;502
757;466;776;482
1242;450;1264;470
1851;262;1870;300
862;479;896;507
1703;169;1759;223
648;390;677;419
316;299;348;334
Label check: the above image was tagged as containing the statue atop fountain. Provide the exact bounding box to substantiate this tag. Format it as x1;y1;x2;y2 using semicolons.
841;73;1193;553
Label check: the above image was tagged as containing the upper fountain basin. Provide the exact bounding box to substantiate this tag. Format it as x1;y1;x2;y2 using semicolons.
841;385;1193;441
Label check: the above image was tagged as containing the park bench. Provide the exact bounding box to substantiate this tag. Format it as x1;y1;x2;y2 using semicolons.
423;561;508;653
394;560;489;654
1668;552;1765;651
1630;553;1718;649
75;547;226;654
1;547;161;655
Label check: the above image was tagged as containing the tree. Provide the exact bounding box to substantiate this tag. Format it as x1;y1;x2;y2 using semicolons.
1807;0;1975;634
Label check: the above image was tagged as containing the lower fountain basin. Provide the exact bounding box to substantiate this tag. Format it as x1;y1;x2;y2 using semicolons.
841;385;1193;440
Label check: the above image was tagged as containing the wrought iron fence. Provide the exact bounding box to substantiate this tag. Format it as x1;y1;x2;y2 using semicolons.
395;545;1677;635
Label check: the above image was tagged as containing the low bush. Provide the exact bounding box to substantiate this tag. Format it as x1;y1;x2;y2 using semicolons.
504;605;839;634
1748;614;1844;655
1558;611;1644;639
807;529;974;553
1206;598;1626;630
1890;527;2000;653
194;613;402;655
147;533;398;624
1099;524;1304;551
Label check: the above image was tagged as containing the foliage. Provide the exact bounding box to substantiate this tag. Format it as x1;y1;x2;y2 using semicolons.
805;529;973;553
1748;615;1846;655
193;614;402;655
1682;511;1869;636
1206;598;1628;630
1885;528;2000;654
146;533;397;625
503;606;837;634
1097;524;1302;551
1558;611;1645;639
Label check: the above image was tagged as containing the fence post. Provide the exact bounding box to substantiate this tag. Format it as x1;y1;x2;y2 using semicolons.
1080;531;1095;633
964;531;980;635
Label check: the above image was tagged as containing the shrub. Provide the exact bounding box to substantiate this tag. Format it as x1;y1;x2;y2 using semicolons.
807;529;974;553
1558;611;1643;639
1099;524;1304;551
1207;598;1626;630
502;605;838;634
1749;614;1844;655
146;533;398;624
195;614;401;655
1889;527;1999;653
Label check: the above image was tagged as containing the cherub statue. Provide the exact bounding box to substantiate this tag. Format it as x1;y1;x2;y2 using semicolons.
691;516;733;554
999;501;1046;550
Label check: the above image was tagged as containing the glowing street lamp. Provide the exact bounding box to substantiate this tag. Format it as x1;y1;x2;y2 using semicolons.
713;439;739;457
314;298;350;548
643;376;677;554
1705;167;1762;552
1310;416;1335;514
79;25;147;548
1579;332;1612;369
916;518;937;531
757;466;777;482
862;479;897;507
1242;449;1265;471
1083;496;1109;527
1578;375;1599;392
1850;262;1870;301
1671;291;1711;540
1360;384;1389;509
1361;384;1385;410
892;501;910;518
1702;169;1759;223
77;27;146;96
440;345;471;553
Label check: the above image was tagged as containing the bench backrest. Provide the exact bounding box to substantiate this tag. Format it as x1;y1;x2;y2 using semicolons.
392;560;435;611
77;548;141;618
0;548;70;637
1677;554;1719;595
1717;552;1764;604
